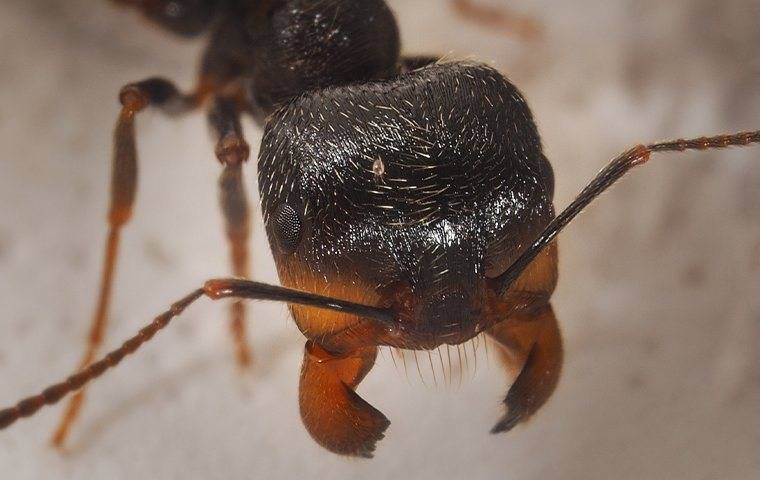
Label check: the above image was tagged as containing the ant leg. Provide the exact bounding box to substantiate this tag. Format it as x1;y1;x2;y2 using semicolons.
208;97;253;367
50;78;209;448
487;304;562;434
299;341;389;458
450;0;542;41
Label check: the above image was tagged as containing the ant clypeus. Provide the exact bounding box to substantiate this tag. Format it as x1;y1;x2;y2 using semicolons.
0;0;758;458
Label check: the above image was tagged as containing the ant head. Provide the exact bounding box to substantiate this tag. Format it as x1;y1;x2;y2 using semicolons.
259;62;554;346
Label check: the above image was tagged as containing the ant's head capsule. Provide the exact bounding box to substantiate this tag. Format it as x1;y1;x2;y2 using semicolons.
259;62;555;347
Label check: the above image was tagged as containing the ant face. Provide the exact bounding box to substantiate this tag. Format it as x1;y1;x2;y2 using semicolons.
259;63;555;347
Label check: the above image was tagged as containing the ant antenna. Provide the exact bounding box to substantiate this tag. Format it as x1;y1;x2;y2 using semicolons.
495;130;760;295
0;279;394;430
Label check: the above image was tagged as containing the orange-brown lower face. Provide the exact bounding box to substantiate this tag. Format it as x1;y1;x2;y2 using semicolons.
274;241;558;353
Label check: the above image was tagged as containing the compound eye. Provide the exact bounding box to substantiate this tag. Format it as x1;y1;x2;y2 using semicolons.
272;203;303;254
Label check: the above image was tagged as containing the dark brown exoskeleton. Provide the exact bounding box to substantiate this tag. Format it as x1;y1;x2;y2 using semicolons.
0;0;758;458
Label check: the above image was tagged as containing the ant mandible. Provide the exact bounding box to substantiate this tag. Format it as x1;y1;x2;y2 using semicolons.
0;0;757;458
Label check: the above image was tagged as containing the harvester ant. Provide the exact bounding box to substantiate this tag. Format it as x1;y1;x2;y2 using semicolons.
0;0;757;458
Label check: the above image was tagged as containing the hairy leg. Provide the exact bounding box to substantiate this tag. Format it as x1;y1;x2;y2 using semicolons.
50;78;206;448
209;96;253;367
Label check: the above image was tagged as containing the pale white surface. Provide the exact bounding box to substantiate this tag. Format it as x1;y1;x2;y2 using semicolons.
0;1;758;479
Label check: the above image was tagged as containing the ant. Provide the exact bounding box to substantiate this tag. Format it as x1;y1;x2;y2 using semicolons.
0;0;758;459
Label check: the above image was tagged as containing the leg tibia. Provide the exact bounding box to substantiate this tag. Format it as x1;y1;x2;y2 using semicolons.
211;97;253;368
50;77;204;448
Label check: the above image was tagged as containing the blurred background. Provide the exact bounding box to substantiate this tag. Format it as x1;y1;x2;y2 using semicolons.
0;1;758;478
